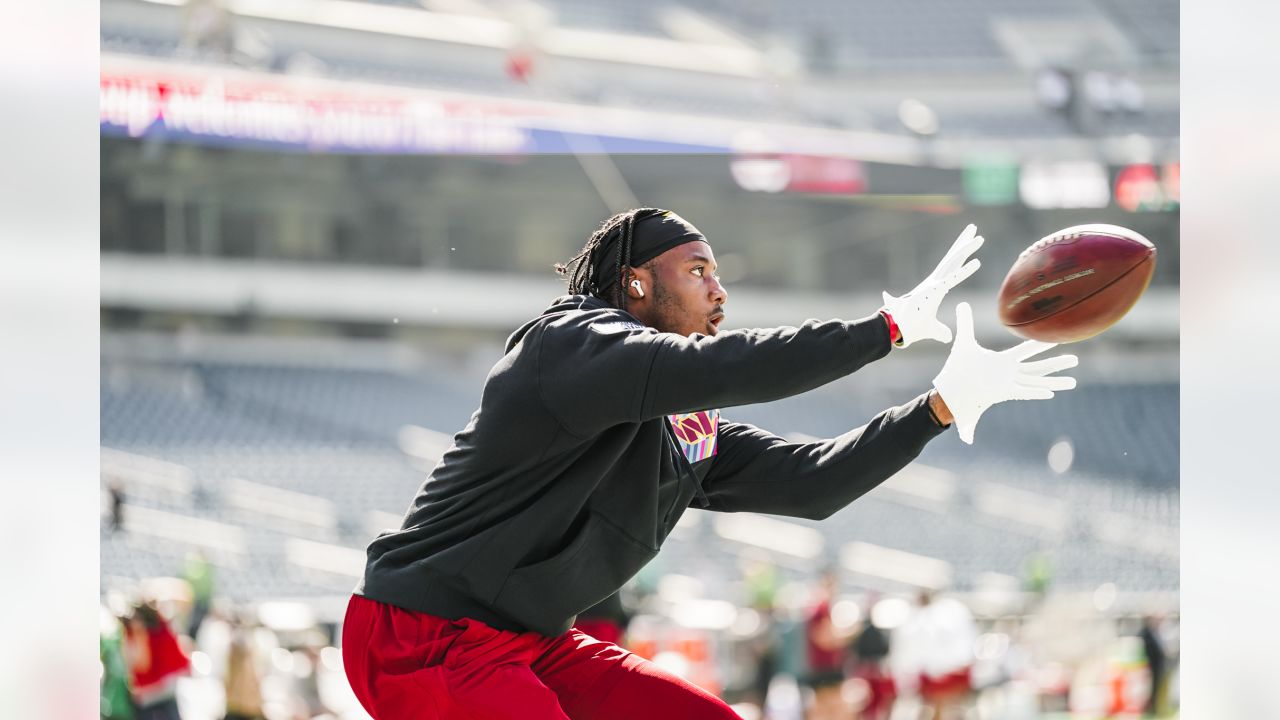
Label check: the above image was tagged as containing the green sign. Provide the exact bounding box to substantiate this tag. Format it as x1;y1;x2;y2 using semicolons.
963;159;1020;206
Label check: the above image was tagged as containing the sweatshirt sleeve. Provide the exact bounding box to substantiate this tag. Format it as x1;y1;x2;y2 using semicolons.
537;312;893;436
698;393;947;520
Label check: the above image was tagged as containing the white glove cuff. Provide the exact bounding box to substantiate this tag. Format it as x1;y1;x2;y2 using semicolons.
880;287;947;349
932;372;988;445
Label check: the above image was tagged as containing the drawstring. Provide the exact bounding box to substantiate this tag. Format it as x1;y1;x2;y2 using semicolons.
691;475;711;508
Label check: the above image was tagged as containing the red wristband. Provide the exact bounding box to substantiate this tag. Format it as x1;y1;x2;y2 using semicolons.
880;310;903;347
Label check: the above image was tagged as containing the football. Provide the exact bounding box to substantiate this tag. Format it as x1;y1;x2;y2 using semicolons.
997;224;1156;343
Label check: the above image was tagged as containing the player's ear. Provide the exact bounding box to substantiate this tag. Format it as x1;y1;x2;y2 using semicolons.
622;265;653;300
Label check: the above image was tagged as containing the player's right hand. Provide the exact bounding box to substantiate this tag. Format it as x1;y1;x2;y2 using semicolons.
879;224;984;348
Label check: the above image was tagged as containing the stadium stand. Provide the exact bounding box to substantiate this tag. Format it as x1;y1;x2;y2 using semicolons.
101;0;1177;137
538;0;671;36
101;338;1178;602
1093;0;1179;58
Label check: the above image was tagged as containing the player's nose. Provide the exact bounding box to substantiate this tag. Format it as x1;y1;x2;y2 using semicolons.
710;276;728;305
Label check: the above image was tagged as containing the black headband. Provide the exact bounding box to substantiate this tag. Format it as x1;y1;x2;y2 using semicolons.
591;210;706;286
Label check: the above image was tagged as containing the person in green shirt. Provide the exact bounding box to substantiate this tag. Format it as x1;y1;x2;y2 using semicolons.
101;608;136;720
182;551;215;638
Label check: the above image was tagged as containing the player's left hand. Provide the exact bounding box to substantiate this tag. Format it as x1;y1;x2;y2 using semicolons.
880;223;983;348
932;302;1079;444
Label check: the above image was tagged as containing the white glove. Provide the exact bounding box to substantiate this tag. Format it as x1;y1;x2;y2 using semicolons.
932;302;1079;444
880;224;984;348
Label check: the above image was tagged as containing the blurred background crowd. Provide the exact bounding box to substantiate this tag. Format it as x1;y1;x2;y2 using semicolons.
99;540;1178;720
99;0;1178;716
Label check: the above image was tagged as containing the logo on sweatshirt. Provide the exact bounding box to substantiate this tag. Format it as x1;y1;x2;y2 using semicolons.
590;320;646;335
669;409;719;464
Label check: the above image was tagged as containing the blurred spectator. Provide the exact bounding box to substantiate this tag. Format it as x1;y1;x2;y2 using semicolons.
741;559;782;709
292;634;332;720
101;608;136;720
182;551;215;639
740;596;781;712
223;614;264;720
123;601;191;720
849;594;895;720
1139;615;1167;718
573;591;632;647
180;0;233;59
804;569;849;720
744;559;780;610
893;591;976;720
108;480;126;534
1023;551;1053;597
807;27;835;75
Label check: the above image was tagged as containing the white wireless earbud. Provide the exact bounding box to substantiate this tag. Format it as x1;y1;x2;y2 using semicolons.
630;279;644;297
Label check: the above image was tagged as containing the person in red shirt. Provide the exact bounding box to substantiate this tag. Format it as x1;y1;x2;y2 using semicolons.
850;593;896;720
805;569;850;720
123;601;191;720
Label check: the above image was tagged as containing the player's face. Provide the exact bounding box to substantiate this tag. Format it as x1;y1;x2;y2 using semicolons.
643;241;728;337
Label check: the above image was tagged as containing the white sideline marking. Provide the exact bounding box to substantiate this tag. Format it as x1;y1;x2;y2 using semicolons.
1091;511;1178;561
228;478;338;530
714;513;824;559
123;505;246;554
102;447;195;500
287;538;367;579
880;462;957;511
973;482;1068;536
841;541;953;590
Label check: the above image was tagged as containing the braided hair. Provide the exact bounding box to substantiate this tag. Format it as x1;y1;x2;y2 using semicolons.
554;208;664;309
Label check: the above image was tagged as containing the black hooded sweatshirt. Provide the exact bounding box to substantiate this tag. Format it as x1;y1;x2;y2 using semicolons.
357;295;947;636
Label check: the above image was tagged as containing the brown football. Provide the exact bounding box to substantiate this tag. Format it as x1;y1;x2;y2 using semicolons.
997;224;1156;343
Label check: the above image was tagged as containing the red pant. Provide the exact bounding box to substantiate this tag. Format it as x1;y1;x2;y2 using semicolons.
342;595;739;719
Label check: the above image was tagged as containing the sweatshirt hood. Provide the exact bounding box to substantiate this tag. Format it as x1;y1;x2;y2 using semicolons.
505;295;639;352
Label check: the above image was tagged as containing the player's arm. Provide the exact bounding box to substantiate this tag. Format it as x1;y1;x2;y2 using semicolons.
538;224;981;435
698;396;948;520
632;223;984;413
538;313;895;436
